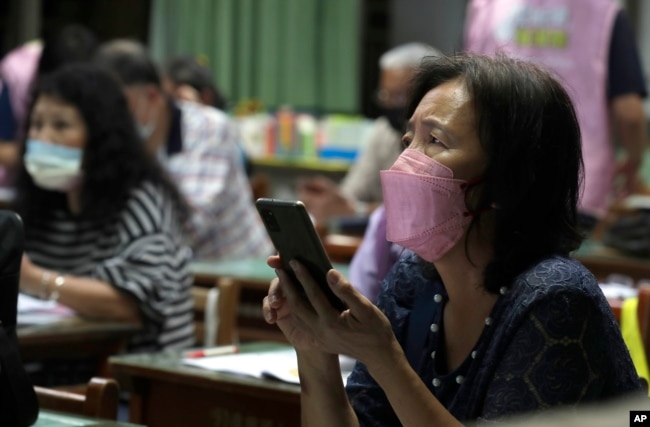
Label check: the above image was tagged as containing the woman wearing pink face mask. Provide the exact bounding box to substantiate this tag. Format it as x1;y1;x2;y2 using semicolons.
262;54;643;425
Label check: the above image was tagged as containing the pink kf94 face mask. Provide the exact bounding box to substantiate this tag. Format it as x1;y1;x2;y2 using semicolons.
380;148;483;262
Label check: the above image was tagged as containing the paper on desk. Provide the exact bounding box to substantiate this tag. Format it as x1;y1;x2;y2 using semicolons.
37;410;109;426
183;348;300;384
17;293;75;325
183;349;355;385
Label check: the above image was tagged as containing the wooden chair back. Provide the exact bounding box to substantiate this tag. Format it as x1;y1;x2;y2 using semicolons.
322;233;363;263
34;377;119;420
194;276;286;344
219;276;287;343
192;277;240;346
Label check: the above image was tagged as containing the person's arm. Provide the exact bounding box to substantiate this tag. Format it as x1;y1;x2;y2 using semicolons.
297;176;357;221
297;119;394;222
607;9;649;198
297;351;359;427
0;142;21;170
296;344;460;427
87;184;193;335
263;256;463;427
348;206;390;302
22;184;192;331
20;255;141;322
359;337;462;427
611;93;647;197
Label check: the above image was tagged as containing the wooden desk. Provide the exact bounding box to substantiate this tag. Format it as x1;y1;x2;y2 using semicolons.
572;240;650;284
109;342;300;427
18;317;140;377
35;409;144;427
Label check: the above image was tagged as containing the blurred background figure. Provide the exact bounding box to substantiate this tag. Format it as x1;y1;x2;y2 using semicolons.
0;39;41;145
0;24;97;180
298;42;441;225
16;63;194;383
94;39;273;260
162;54;252;177
162;55;227;110
464;0;648;231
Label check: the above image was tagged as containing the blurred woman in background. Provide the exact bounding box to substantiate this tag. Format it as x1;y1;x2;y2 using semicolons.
16;63;194;359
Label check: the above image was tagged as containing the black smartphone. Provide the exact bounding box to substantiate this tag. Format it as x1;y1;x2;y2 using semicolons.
256;198;346;311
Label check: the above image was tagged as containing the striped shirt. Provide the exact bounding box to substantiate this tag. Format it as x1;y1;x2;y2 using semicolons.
25;181;195;352
163;101;274;260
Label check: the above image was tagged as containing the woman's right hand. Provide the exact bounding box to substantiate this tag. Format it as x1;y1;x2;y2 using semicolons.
262;255;287;326
262;255;320;349
262;255;398;367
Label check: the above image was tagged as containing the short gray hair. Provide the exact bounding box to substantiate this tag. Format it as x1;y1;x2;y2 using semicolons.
379;42;442;70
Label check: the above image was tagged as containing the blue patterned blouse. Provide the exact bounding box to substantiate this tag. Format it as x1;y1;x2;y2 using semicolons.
345;253;643;425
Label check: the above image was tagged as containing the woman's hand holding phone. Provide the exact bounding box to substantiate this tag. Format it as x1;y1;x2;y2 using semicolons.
255;198;346;311
262;254;398;366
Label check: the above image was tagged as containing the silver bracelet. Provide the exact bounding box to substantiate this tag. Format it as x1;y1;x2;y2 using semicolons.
49;275;65;302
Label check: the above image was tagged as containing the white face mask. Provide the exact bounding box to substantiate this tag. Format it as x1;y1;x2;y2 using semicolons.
24;139;83;192
136;121;156;140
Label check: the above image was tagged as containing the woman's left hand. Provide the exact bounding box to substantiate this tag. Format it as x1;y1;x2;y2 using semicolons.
266;257;397;366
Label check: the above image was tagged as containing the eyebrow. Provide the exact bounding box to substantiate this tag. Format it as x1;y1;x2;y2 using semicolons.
422;116;454;143
32;113;70;122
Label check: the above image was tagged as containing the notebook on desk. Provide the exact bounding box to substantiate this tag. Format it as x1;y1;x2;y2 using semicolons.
182;347;355;385
17;293;75;325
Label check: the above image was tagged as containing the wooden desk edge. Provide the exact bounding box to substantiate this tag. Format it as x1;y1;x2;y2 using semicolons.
108;353;301;399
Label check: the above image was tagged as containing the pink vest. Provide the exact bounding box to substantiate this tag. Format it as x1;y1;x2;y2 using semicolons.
465;0;618;217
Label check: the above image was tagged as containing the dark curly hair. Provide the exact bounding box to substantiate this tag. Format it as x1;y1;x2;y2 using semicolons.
407;53;584;294
14;63;189;230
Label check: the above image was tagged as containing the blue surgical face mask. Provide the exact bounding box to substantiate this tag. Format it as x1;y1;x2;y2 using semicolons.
135;94;157;141
24;139;83;192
